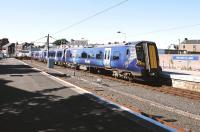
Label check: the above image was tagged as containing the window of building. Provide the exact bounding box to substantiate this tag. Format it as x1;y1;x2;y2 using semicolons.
183;45;185;49
113;51;120;60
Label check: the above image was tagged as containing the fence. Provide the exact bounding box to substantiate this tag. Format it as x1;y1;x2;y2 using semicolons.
159;54;200;71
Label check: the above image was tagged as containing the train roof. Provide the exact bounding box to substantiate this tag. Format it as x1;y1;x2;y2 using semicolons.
67;41;155;50
54;49;64;51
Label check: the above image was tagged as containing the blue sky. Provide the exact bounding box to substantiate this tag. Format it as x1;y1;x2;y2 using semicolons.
0;0;200;48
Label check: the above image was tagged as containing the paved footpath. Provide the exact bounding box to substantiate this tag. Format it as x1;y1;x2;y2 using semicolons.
0;58;174;132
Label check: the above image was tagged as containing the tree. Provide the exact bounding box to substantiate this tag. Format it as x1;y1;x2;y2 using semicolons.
0;38;9;50
53;39;69;45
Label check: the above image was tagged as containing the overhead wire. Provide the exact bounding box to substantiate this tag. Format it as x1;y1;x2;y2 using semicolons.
31;36;57;45
31;36;46;43
129;23;200;37
29;0;128;45
52;0;128;35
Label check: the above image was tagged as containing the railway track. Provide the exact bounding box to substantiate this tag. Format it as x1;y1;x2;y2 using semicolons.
75;66;200;101
98;74;200;101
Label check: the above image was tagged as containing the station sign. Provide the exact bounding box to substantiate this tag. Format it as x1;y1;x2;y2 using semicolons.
172;55;199;61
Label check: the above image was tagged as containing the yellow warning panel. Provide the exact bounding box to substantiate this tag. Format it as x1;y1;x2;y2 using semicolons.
149;45;157;69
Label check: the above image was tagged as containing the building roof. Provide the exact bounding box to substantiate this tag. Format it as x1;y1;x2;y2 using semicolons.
181;40;200;44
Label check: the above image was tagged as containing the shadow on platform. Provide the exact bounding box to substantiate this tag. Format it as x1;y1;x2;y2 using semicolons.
0;64;39;75
0;78;154;132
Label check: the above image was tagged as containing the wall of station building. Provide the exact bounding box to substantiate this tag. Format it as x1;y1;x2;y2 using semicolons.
159;54;200;71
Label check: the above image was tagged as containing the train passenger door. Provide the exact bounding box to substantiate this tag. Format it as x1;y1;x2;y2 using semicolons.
104;48;111;68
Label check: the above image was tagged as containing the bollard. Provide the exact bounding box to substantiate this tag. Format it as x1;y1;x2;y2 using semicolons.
47;58;54;68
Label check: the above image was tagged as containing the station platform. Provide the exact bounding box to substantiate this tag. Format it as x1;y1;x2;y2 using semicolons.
0;58;176;132
161;68;200;92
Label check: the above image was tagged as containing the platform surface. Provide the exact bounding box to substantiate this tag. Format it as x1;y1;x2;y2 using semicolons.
161;68;200;82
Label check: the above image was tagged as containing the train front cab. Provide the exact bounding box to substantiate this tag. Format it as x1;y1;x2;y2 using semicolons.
135;41;161;79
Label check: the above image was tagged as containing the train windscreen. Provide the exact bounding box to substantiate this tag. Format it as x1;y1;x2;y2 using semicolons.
136;44;145;67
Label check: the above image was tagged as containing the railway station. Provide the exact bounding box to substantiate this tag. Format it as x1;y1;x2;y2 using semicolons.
1;1;200;132
1;39;200;132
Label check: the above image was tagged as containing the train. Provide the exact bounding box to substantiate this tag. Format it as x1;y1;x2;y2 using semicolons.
32;41;161;81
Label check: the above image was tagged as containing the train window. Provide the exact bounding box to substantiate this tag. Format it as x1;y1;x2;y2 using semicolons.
107;50;110;60
66;51;72;58
113;51;120;60
81;52;87;58
57;52;62;57
96;51;103;59
50;53;55;57
126;49;130;56
136;45;145;62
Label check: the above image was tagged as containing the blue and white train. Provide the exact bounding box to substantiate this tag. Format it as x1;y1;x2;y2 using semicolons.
32;41;161;80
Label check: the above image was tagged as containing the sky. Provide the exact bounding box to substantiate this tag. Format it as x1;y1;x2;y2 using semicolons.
0;0;200;48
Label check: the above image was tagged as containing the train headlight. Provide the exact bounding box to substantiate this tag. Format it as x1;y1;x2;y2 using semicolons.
136;60;145;67
150;72;155;76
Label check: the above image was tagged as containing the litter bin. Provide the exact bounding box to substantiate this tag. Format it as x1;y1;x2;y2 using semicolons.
47;58;54;68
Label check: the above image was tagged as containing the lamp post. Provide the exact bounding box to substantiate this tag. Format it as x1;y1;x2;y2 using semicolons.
117;31;126;43
44;34;51;58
